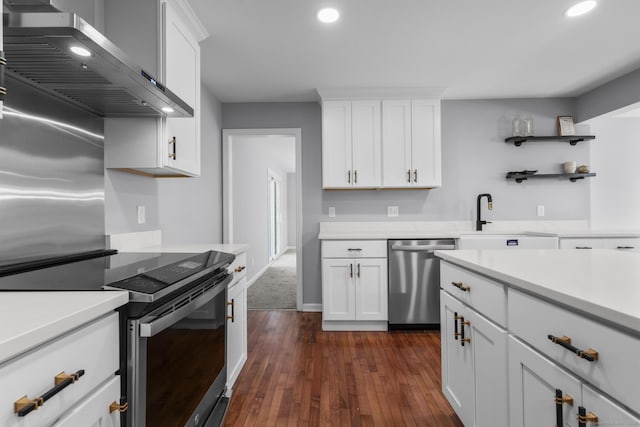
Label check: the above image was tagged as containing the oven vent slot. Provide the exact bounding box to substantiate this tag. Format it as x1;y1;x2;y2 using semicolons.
174;296;191;311
190;288;204;300
203;282;215;292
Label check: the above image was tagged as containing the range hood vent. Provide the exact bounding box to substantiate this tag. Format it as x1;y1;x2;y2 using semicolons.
2;11;194;117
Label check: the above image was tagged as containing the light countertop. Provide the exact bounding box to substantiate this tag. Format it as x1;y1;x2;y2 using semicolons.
134;243;248;255
0;291;128;365
318;221;640;240
435;249;640;332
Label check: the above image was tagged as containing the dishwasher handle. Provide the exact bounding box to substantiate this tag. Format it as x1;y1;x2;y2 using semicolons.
390;244;456;252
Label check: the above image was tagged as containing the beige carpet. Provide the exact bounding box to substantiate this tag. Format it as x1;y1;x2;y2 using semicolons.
247;249;297;309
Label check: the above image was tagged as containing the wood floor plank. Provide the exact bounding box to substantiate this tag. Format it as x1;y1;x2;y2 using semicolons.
225;311;463;427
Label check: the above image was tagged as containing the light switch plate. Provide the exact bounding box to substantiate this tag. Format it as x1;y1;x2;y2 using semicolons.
328;207;336;218
388;206;399;217
537;205;545;217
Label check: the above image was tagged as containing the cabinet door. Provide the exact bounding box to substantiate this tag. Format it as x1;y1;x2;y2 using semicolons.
381;100;412;188
322;101;352;188
581;385;640;427
467;309;508;427
163;0;200;175
351;100;381;188
322;259;356;320
51;376;121;427
227;278;247;390
440;291;473;426
354;258;387;321
411;100;441;188
508;336;581;427
559;238;601;249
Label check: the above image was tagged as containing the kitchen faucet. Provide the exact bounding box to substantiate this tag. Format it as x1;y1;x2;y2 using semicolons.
476;193;493;231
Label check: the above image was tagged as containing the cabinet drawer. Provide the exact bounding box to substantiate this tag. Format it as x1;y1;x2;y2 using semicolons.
0;313;120;427
440;262;507;327
229;252;247;285
509;288;640;412
322;240;387;258
51;376;121;427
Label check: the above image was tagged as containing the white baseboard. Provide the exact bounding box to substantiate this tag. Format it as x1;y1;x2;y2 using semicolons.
302;303;322;312
322;320;388;331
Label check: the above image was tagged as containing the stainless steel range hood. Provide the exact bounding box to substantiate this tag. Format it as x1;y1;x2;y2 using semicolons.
2;2;194;118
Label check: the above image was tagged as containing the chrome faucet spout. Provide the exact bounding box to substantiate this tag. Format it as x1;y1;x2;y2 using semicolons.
476;193;493;231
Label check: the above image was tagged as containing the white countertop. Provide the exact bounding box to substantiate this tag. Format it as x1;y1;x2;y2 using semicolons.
0;291;129;365
318;220;640;240
135;243;248;255
435;249;640;332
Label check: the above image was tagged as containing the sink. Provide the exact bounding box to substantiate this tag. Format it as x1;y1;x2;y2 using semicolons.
457;234;558;249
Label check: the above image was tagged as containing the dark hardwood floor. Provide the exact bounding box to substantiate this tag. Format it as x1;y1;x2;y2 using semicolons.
225;311;463;427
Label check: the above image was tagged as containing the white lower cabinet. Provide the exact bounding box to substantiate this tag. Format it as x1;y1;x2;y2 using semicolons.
0;313;122;427
440;291;508;427
509;336;640;427
559;236;640;249
321;240;387;330
227;276;247;392
52;376;121;427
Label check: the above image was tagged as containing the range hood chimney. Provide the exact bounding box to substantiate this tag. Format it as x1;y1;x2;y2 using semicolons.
2;0;194;117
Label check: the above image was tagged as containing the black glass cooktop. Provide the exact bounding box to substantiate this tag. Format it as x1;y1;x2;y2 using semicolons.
0;250;234;294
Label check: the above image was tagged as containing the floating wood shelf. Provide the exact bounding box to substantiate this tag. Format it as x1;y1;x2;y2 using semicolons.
506;172;596;183
505;135;596;147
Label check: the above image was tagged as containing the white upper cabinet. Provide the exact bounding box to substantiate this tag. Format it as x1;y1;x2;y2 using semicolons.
322;100;381;189
382;99;441;188
104;0;206;177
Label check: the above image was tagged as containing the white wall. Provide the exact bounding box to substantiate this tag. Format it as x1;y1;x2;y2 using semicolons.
588;117;640;229
287;172;297;248
231;135;295;282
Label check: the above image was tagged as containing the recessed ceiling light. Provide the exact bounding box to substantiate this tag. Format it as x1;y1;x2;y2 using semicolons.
161;107;175;113
565;1;597;17
70;46;91;57
317;8;340;23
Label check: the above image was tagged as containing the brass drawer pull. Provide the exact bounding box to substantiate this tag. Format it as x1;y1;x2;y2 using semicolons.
460;316;471;346
577;406;598;426
14;369;85;417
234;265;246;273
555;388;574;426
168;136;176;160
548;334;599;362
451;281;471;292
347;248;363;252
109;398;129;413
227;299;235;322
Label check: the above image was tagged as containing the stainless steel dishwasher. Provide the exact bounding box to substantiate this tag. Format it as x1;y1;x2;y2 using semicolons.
388;239;456;329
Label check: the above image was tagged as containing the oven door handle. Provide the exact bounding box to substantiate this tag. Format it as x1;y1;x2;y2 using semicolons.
139;274;232;338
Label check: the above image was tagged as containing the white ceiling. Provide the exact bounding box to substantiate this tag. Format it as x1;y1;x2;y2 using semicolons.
187;0;640;103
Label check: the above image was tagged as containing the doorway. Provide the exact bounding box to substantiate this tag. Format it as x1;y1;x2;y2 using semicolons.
222;128;302;311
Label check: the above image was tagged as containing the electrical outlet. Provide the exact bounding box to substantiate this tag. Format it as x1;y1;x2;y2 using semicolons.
328;207;336;218
537;205;545;217
137;205;146;224
387;206;399;217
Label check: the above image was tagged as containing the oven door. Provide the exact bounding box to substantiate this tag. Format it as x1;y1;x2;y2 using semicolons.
128;273;232;427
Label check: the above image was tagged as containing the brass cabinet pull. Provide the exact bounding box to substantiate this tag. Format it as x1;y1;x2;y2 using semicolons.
555;388;574;426
109;399;129;413
617;246;635;249
168;136;176;159
14;370;85;417
454;313;462;340
354;170;358;184
459;316;471;346
347;170;351;183
577;406;598;426
407;169;412;183
548;334;599;362
575;246;592;249
413;169;418;183
347;248;363;252
451;281;471;292
234;265;246;273
227;299;235;322
357;263;360;278
0;51;5;100
349;263;353;278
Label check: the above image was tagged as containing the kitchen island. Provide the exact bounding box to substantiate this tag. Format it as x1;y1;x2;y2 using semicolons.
435;249;640;427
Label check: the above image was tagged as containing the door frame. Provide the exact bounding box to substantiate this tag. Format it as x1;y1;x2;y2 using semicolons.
222;128;303;311
267;168;284;261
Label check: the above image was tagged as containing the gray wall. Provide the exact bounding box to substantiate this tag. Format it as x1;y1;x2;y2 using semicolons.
105;87;223;243
222;98;587;305
576;68;640;123
222;103;323;304
158;86;223;244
